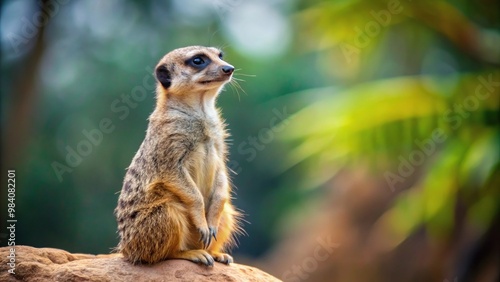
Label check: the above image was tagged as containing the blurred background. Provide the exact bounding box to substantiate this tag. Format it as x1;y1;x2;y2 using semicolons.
1;0;499;281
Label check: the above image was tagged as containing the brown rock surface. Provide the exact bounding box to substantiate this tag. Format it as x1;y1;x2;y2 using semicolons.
0;246;281;282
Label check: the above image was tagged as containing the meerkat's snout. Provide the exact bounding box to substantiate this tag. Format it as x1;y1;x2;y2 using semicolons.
216;64;234;83
221;65;234;75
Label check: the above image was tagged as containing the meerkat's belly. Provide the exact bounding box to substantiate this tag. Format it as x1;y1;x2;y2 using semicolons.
188;142;220;197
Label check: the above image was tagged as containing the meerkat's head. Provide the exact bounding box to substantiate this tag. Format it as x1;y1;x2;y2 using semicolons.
154;46;234;103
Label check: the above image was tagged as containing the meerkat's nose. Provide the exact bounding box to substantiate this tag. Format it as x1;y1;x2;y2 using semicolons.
221;65;234;75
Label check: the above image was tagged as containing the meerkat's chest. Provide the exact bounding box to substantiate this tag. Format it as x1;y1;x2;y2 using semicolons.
189;139;222;197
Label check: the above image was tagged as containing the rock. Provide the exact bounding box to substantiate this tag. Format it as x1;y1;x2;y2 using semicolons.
0;246;281;282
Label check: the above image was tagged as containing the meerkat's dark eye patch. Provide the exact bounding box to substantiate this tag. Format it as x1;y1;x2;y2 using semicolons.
155;65;172;88
186;54;211;69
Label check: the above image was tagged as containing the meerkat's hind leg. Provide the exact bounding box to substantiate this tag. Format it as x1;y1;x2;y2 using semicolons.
209;251;233;265
145;182;215;267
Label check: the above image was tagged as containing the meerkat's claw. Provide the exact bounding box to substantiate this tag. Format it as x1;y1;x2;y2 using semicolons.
198;227;212;249
209;226;218;241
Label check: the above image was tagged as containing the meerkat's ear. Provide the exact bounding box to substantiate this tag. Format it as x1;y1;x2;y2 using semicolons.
155;65;171;88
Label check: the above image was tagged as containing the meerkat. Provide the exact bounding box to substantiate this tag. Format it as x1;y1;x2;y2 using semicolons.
114;46;242;266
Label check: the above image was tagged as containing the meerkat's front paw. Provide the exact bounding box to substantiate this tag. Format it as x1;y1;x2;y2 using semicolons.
198;227;212;249
198;226;219;248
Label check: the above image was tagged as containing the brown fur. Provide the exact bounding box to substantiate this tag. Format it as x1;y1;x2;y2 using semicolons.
114;46;243;266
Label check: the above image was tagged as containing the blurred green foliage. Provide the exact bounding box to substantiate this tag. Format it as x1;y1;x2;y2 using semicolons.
281;0;499;253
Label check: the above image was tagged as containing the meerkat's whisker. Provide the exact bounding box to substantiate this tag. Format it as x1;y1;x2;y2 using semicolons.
234;73;256;77
229;81;242;101
231;79;247;96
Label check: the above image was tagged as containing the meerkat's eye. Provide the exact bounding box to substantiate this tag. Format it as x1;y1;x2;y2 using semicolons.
187;55;210;69
192;57;204;65
218;52;224;59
